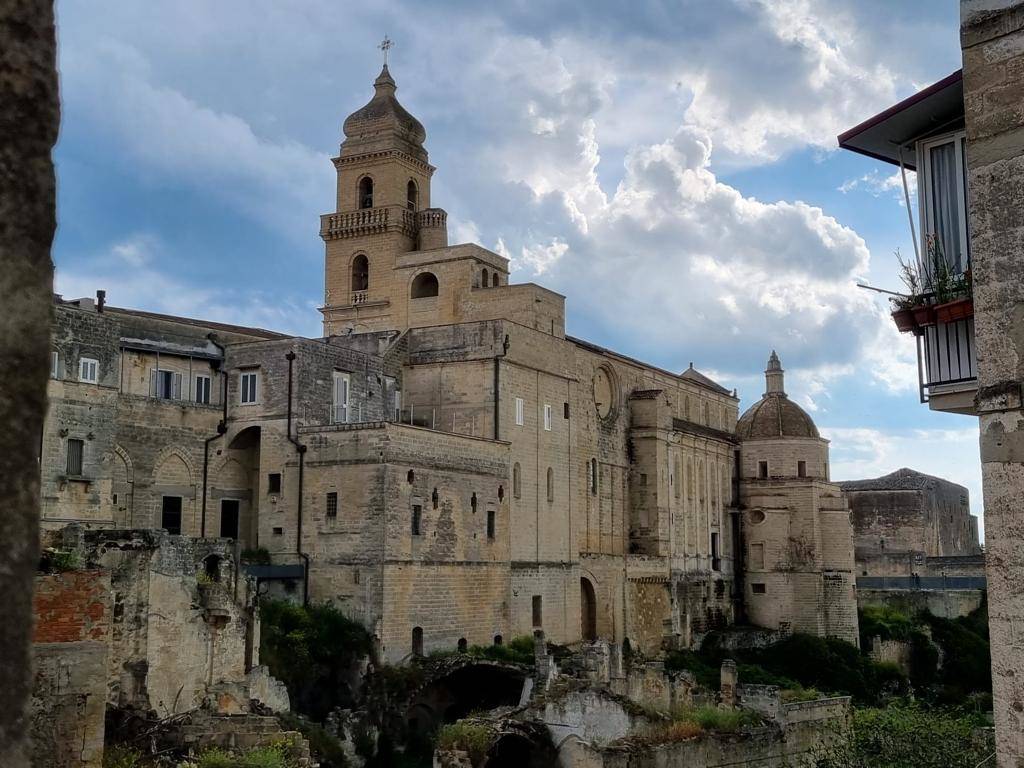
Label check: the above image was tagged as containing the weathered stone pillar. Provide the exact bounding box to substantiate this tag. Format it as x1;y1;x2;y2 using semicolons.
720;659;737;708
0;1;59;766
962;2;1024;765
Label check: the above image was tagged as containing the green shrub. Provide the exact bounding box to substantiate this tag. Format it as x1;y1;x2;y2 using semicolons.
859;605;917;643
436;722;493;766
40;548;81;572
813;702;993;768
664;650;719;689
277;712;349;768
259;598;372;720
673;705;761;733
780;687;822;703
463;635;535;665
102;745;148;768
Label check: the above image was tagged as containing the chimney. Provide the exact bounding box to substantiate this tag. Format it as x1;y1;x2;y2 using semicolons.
96;289;106;313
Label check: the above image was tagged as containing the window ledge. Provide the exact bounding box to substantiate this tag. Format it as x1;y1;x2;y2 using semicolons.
59;475;92;485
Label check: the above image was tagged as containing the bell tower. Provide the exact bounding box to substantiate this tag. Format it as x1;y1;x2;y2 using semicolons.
319;54;443;335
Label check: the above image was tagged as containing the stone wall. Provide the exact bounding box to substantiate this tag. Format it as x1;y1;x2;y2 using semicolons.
30;571;111;768
960;4;1024;763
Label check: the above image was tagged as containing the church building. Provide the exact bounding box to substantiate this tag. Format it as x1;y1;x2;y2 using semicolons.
40;63;859;661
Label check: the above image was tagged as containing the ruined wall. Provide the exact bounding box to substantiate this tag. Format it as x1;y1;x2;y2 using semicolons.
961;3;1024;764
30;571;110;768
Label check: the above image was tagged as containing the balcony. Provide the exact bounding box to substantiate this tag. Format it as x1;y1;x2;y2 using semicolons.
351;290;368;305
916;313;977;414
319;205;416;241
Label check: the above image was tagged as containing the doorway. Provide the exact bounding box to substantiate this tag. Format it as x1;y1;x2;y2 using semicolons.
161;496;182;535
220;499;240;539
581;577;597;641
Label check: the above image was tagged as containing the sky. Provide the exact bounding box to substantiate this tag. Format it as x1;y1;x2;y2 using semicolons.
51;0;984;535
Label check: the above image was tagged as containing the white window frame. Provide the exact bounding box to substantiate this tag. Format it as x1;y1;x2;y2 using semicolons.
918;130;970;276
51;350;60;379
543;404;552;431
78;357;99;384
515;397;525;426
332;371;351;424
194;374;212;405
151;368;183;400
239;370;259;405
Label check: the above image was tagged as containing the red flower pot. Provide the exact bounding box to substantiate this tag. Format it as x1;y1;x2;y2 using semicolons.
891;309;917;333
935;297;974;323
912;304;936;327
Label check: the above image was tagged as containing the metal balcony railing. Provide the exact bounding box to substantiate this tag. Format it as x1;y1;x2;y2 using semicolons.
917;315;977;403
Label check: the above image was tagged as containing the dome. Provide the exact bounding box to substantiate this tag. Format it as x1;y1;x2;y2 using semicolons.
342;65;427;151
735;351;820;440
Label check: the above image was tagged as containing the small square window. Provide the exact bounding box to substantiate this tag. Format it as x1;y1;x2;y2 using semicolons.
326;492;338;518
268;473;282;494
272;527;284;536
79;357;99;384
752;583;766;595
240;371;259;404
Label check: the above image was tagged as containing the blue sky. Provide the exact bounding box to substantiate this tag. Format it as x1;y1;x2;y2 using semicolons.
52;0;983;534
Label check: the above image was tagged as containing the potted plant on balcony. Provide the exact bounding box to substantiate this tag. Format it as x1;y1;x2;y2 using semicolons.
934;268;973;323
889;249;927;333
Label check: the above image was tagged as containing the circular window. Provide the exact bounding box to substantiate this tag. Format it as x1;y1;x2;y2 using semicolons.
747;509;766;525
593;366;618;421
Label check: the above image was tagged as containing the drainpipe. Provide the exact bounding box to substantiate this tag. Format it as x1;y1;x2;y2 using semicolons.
494;333;510;440
285;351;310;605
201;334;228;538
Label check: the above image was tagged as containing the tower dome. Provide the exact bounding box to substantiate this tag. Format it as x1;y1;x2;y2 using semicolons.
736;351;819;440
341;65;427;160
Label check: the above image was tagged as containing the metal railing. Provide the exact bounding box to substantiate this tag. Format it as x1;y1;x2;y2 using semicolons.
917;315;977;403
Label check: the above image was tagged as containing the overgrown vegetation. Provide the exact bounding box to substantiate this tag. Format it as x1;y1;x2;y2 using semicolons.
617;704;763;747
259;598;372;720
427;635;535;665
812;702;993;768
436;722;493;766
39;547;81;572
240;547;272;565
102;742;302;768
276;712;350;768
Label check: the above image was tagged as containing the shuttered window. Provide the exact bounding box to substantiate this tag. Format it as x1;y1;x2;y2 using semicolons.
332;371;350;423
151;369;182;400
66;438;84;476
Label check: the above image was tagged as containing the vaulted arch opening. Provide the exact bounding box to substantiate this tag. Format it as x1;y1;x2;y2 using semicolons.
581;577;597;641
358;176;374;209
407;179;418;211
351;254;368;292
411;272;439;298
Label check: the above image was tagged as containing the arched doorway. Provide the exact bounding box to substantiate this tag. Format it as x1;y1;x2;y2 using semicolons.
580;577;597;641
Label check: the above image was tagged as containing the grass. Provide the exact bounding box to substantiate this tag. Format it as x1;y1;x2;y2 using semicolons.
436;722;493;766
103;746;148;768
194;741;299;768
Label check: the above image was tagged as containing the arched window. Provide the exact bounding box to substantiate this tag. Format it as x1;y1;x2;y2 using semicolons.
491;272;499;287
498;485;504;501
412;626;424;656
358;176;373;209
203;555;222;583
457;637;467;652
513;463;521;499
471;492;478;513
407;179;418;211
493;634;503;646
546;467;554;503
411;272;439;298
351;254;368;292
482;268;489;288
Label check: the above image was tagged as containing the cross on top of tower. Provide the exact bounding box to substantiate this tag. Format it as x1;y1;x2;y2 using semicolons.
379;35;393;65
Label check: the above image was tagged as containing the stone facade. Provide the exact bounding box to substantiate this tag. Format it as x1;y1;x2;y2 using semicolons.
40;64;860;667
736;354;860;645
961;2;1024;764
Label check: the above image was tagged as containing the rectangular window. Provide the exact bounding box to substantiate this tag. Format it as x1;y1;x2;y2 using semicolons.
563;402;570;419
919;132;970;276
532;595;543;627
78;357;99;383
757;460;768;479
161;496;182;535
515;397;524;426
750;543;765;570
194;375;212;404
332;371;351;424
272;527;283;536
268;473;282;494
326;492;338;519
240;371;259;404
411;504;422;536
220;499;240;539
711;532;721;572
393;389;402;422
51;351;60;379
543;404;552;431
797;460;807;478
151;369;182;400
752;583;767;595
487;509;496;539
66;438;84;476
